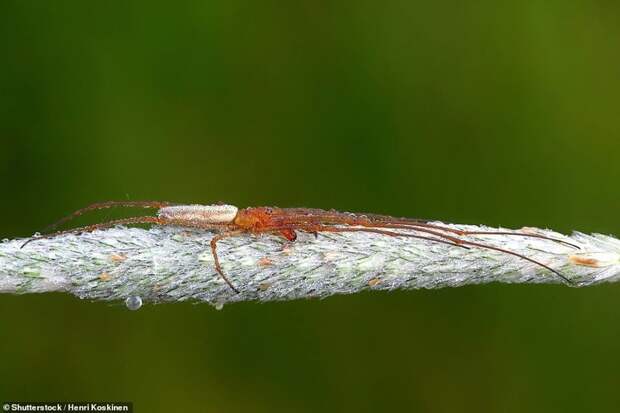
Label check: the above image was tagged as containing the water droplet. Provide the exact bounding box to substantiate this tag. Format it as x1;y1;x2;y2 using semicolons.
214;300;225;311
125;295;142;311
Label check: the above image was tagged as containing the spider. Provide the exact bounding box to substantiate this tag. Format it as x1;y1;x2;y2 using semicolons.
22;201;578;292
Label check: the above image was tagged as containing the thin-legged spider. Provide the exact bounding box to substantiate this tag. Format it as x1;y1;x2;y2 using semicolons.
22;202;579;292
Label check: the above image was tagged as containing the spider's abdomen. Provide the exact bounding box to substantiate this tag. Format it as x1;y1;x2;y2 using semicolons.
158;204;238;224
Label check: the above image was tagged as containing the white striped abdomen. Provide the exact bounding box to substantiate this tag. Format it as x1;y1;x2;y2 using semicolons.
157;204;239;224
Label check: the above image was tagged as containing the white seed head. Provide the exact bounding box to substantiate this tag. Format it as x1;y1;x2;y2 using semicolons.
158;204;238;224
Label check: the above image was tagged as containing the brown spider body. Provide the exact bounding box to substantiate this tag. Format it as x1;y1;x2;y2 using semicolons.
23;201;579;293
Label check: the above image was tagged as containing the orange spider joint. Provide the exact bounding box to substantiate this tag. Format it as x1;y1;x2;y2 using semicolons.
2;206;620;308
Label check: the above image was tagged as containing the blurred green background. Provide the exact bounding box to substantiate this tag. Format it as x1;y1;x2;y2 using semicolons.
1;1;620;412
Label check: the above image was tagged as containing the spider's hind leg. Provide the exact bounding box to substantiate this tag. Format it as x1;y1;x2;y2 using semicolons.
22;216;166;248
44;201;173;233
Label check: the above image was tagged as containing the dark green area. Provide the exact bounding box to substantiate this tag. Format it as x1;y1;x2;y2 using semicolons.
1;1;619;411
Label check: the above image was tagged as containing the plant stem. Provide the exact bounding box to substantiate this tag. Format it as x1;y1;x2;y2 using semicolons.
1;224;619;308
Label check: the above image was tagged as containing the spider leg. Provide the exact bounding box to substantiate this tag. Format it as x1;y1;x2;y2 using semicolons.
209;224;468;293
317;221;471;247
279;228;297;241
359;223;580;268
209;230;245;293
449;238;573;284
363;220;580;249
277;209;578;250
285;223;572;285
451;230;580;249
44;200;174;233
272;214;454;242
22;216;166;248
260;224;470;249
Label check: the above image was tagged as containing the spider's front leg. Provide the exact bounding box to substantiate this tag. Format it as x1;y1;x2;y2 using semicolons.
278;228;297;241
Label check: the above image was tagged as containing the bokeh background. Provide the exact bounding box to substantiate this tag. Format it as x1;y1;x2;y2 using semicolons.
1;1;620;412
